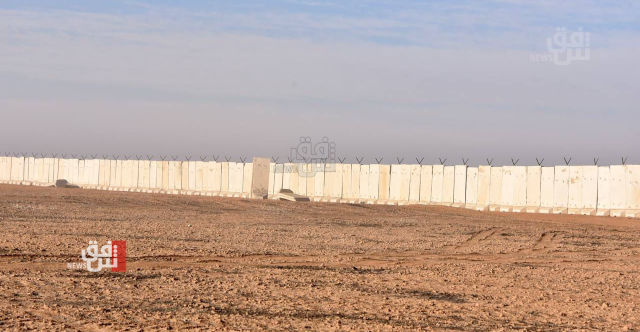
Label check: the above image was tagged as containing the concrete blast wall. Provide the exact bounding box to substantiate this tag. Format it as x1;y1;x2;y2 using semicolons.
0;157;638;218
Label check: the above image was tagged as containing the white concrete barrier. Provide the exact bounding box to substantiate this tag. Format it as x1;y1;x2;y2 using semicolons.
268;162;275;196
488;167;503;211
193;161;202;192
209;161;222;194
27;157;35;182
465;167;478;209
359;164;370;202
149;161;158;190
0;157;8;182
298;164;308;197
113;160;122;189
568;166;583;215
233;162;244;197
625;165;640;218
475;165;491;211
609;165;626;217
250;158;269;199
140;160;151;190
242;162;253;198
105;159;114;188
289;164;300;196
580;166;598;215
525;166;541;213
221;162;230;195
349;164;360;203
419;165;433;205
431;165;444;205
442;166;455;206
5;156;638;220
339;164;351;202
322;163;335;202
122;160;132;189
174;161;183;191
77;160;85;185
553;166;570;214
367;164;380;203
282;163;293;190
227;162;238;196
539;167;555;213
398;164;411;205
162;161;170;191
512;166;527;213
188;161;197;192
409;165;421;204
378;164;391;204
313;163;324;201
453;165;467;208
389;164;401;204
500;166;515;212
179;161;188;193
306;164;316;199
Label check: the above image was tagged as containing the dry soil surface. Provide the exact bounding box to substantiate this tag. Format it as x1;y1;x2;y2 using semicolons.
1;184;639;331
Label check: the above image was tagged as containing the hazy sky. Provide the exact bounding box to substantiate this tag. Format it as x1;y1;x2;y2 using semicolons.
1;0;638;166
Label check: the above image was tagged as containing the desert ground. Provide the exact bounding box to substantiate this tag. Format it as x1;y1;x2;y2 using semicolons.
0;184;639;331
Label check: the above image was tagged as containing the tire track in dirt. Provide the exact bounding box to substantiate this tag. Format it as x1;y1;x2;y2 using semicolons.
454;227;501;250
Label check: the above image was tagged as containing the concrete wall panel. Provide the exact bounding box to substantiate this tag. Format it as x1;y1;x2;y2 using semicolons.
378;165;391;202
298;164;308;196
389;165;401;201
359;165;370;200
210;162;222;193
553;166;570;213
581;166;598;213
273;163;284;195
409;165;421;203
626;165;640;212
453;165;467;206
596;166;611;215
526;166;541;212
313;163;324;198
290;164;300;195
489;167;503;210
350;164;360;200
442;166;455;205
568;166;583;213
338;164;349;199
465;167;478;207
513;166;527;212
399;165;411;203
250;158;269;199
305;164;315;198
188;161;196;191
500;166;515;211
323;163;335;199
431;165;444;204
282;163;293;190
369;164;380;200
540;167;555;212
194;161;203;191
243;162;253;196
221;162;229;193
419;165;433;203
331;164;342;199
610;165;627;216
149;161;158;189
476;165;491;209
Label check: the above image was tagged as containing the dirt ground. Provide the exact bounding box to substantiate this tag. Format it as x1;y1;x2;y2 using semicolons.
0;184;639;331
